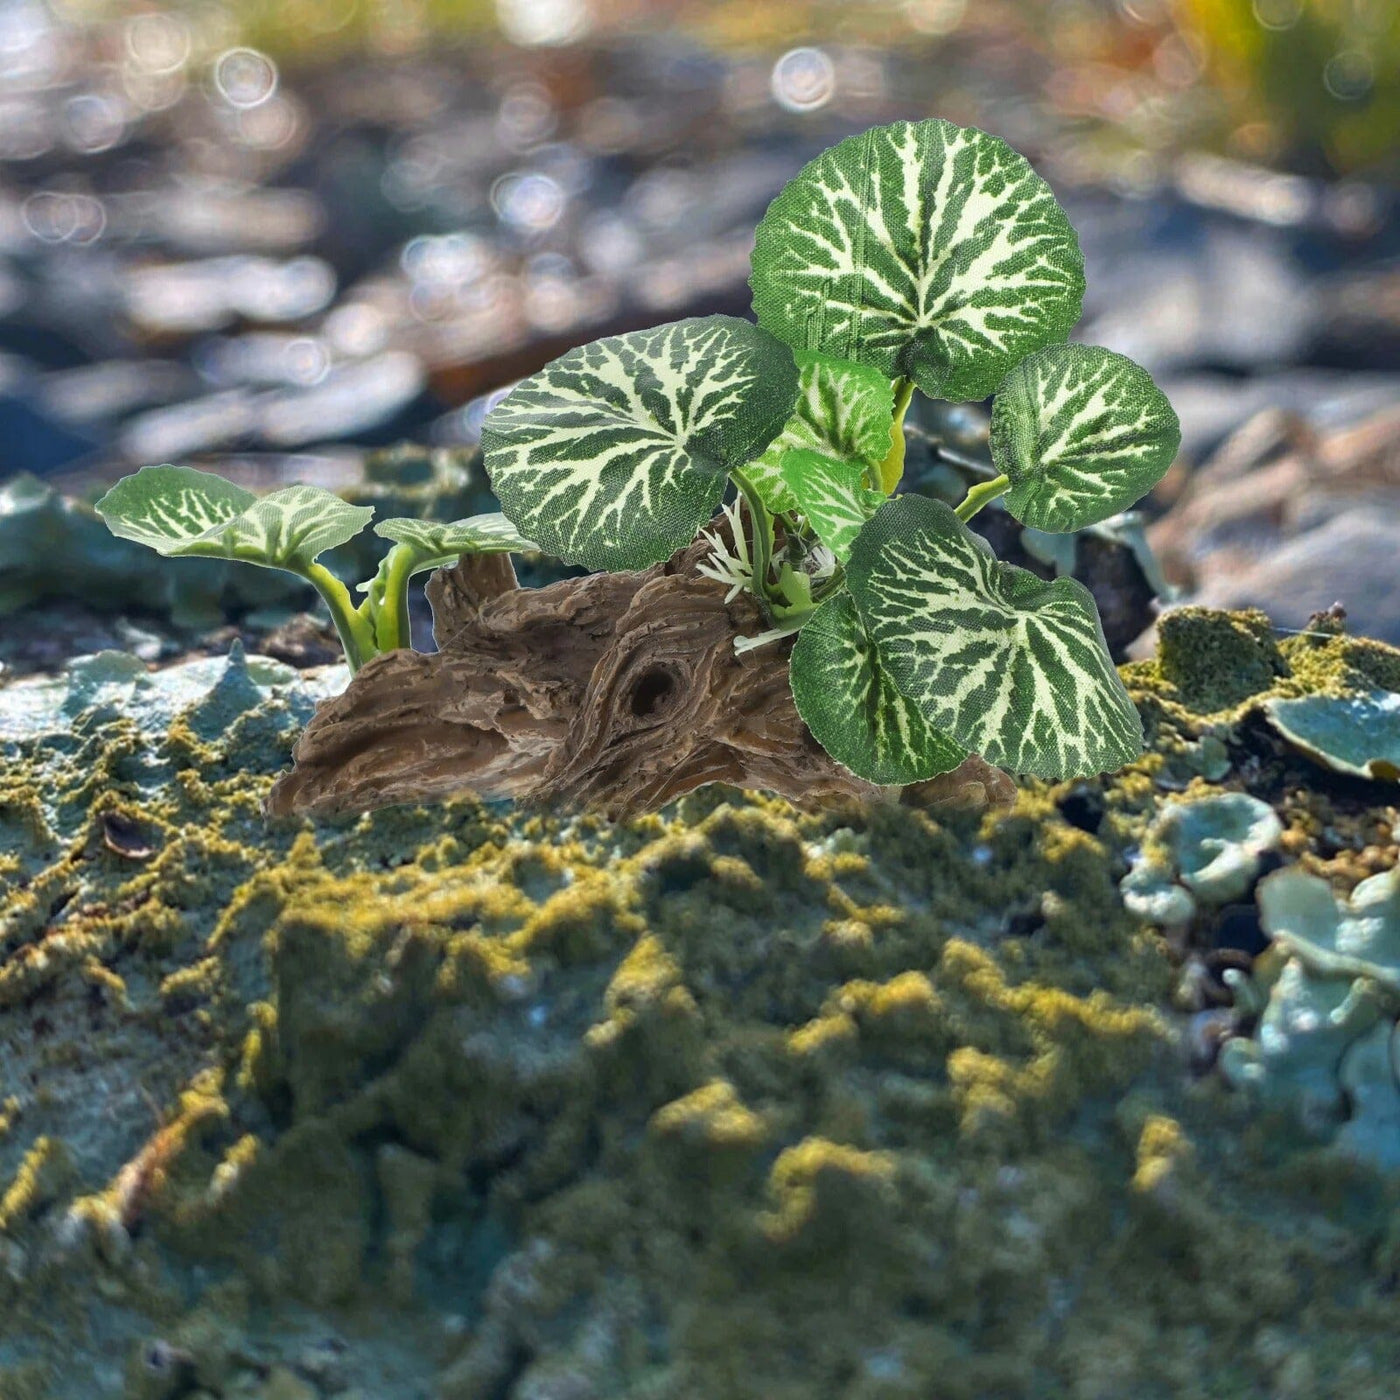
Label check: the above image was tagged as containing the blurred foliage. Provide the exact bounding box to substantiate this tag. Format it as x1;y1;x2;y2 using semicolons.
50;0;1399;177
1171;0;1400;174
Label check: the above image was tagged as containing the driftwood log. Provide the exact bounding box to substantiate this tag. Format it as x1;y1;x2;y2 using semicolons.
264;521;1015;823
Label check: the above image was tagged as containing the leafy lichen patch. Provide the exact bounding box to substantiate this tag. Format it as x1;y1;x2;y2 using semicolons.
1266;690;1400;783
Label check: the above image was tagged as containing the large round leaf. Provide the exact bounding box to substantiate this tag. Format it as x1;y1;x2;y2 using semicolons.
790;590;966;785
750;119;1085;403
480;315;799;571
990;344;1181;533
745;349;895;514
95;465;373;571
845;494;1142;778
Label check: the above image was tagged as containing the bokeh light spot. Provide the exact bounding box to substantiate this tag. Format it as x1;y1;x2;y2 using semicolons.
214;47;279;110
770;47;836;113
491;171;566;231
1251;0;1303;31
904;0;967;36
1323;49;1374;101
125;12;191;73
496;0;589;47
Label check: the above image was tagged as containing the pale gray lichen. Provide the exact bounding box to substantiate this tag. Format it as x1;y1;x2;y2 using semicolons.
1120;792;1283;929
1219;866;1400;1171
1264;689;1400;784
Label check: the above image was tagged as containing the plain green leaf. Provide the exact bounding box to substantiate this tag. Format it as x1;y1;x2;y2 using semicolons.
750;118;1085;403
845;494;1141;778
991;344;1181;532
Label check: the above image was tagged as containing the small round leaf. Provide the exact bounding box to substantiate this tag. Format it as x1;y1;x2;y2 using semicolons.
845;494;1142;778
745;349;895;514
991;344;1181;533
481;316;799;572
96;465;373;571
790;591;966;785
779;449;882;562
750;119;1085;403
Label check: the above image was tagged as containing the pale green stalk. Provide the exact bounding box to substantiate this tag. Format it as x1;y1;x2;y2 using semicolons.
304;561;377;673
954;473;1010;523
875;376;915;494
729;466;778;621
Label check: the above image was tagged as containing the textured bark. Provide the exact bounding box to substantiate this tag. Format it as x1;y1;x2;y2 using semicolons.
264;524;1016;822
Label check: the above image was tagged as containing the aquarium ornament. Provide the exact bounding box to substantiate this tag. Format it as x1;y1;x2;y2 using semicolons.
95;116;1180;818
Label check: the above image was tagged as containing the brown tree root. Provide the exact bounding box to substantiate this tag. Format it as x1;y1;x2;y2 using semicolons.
264;529;1016;823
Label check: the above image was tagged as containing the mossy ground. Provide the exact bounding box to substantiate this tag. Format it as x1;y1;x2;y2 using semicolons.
2;611;1398;1399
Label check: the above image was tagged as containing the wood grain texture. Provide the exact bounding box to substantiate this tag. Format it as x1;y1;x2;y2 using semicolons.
265;515;1015;822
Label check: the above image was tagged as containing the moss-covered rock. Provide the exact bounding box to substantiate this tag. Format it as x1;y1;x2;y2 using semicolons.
2;611;1399;1398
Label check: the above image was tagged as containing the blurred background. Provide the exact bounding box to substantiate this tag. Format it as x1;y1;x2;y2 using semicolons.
0;0;1397;657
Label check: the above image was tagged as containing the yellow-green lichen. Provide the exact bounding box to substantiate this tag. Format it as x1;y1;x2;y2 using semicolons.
2;619;1400;1398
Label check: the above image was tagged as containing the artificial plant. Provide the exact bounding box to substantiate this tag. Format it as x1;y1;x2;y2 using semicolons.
96;116;1181;816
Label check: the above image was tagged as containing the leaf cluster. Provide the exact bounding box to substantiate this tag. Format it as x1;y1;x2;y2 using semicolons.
95;117;1181;785
480;117;1181;782
94;464;534;673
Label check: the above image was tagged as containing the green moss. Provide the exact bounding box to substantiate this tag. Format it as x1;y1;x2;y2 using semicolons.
1155;606;1288;712
3;618;1400;1398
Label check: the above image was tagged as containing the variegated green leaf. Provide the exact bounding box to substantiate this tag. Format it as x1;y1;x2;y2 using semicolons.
746;350;895;513
374;514;538;571
779;449;882;562
790;590;966;785
845;494;1142;778
480;315;799;571
991;344;1181;533
750;119;1085;403
95;465;373;571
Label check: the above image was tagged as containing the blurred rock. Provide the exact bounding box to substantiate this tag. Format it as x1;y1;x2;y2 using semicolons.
1080;216;1316;375
1143;405;1400;649
123;256;336;336
1192;512;1400;648
119;390;259;461
1159;370;1400;465
260;352;426;447
37;360;196;425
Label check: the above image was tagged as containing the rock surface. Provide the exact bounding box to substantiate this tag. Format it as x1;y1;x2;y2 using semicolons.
3;607;1400;1398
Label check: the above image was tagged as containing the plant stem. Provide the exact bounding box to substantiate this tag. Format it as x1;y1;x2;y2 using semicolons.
934;442;997;478
305;561;376;673
729;467;777;621
370;544;417;653
875;376;914;494
954;473;1011;523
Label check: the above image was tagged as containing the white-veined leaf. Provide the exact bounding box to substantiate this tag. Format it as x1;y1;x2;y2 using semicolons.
991;344;1181;533
374;514;538;570
95;465;373;571
845;494;1142;778
480;315;799;571
746;349;895;513
750;119;1085;403
779;449;883;562
790;590;966;785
